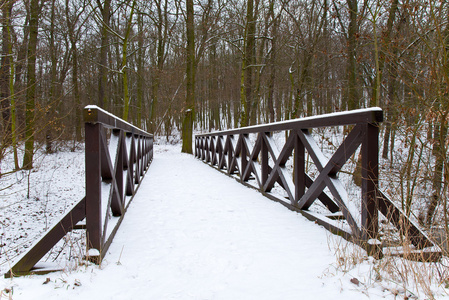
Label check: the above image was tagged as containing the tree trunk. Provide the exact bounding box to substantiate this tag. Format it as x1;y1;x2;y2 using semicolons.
346;0;359;110
266;1;278;122
150;0;169;134
136;12;144;128
97;0;111;109
240;0;255;127
46;0;57;154
6;3;18;169
65;0;83;142
122;0;136;122
23;0;40;169
0;0;12;141
181;0;195;153
426;116;448;225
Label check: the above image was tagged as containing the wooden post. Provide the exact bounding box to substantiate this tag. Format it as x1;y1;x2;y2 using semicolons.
227;135;233;174
361;123;380;253
294;130;305;206
241;134;248;181
85;122;102;255
261;132;269;190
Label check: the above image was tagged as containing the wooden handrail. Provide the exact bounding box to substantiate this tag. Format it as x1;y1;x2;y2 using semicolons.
198;107;383;136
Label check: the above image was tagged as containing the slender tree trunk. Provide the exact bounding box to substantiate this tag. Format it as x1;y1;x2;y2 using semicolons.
7;5;18;169
181;0;195;153
73;43;81;140
65;0;82;141
240;0;255;127
346;0;359;110
97;0;111;109
14;8;29;94
23;0;40;169
150;0;169;134
371;0;398;108
427;115;448;225
46;0;57;154
136;12;144;128
209;41;220;131
266;0;276;123
122;0;136;122
0;0;12;141
72;38;81;141
382;74;396;159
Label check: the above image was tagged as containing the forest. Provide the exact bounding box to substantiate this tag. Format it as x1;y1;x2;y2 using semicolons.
0;0;448;234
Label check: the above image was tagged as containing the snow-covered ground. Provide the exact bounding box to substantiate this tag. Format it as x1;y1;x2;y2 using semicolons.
0;144;86;273
1;143;448;299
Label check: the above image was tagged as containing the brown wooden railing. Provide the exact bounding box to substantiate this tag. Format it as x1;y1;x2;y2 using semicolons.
5;106;153;277
84;105;153;259
195;108;440;261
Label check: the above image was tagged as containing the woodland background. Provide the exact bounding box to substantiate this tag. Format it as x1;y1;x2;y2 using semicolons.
0;0;448;232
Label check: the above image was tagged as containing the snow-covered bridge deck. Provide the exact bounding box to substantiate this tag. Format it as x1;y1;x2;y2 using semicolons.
95;146;342;298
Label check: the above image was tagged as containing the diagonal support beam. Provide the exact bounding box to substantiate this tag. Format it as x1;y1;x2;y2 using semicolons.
297;125;364;209
241;134;262;185
262;133;296;202
296;125;365;237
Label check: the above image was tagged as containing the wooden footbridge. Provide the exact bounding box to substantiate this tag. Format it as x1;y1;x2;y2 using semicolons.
5;106;442;277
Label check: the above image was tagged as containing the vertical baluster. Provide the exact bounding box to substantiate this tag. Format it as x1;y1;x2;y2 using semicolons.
261;132;269;191
241;134;248;181
227;135;233;174
294;130;305;206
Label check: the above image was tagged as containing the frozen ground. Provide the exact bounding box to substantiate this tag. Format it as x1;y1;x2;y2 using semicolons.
1;144;448;299
0;144;86;272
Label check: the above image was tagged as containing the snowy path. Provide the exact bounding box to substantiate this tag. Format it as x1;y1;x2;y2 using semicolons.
3;145;391;299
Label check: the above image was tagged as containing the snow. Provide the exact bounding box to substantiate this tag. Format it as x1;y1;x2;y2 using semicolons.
84;105;143;134
87;249;100;257
1;144;448;299
0;144;86;270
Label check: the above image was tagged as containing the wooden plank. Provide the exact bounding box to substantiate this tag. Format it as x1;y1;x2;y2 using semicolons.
261;133;269;189
85;123;102;252
240;135;248;181
361;123;379;241
125;134;136;196
205;137;211;163
294;130;305;206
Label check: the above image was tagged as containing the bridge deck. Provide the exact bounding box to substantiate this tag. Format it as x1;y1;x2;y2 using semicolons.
10;145;385;299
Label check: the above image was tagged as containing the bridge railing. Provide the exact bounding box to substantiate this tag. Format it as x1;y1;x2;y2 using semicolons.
195;108;440;260
5;106;153;277
84;105;153;260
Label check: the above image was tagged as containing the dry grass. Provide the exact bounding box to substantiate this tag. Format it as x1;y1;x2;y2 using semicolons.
326;232;449;299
